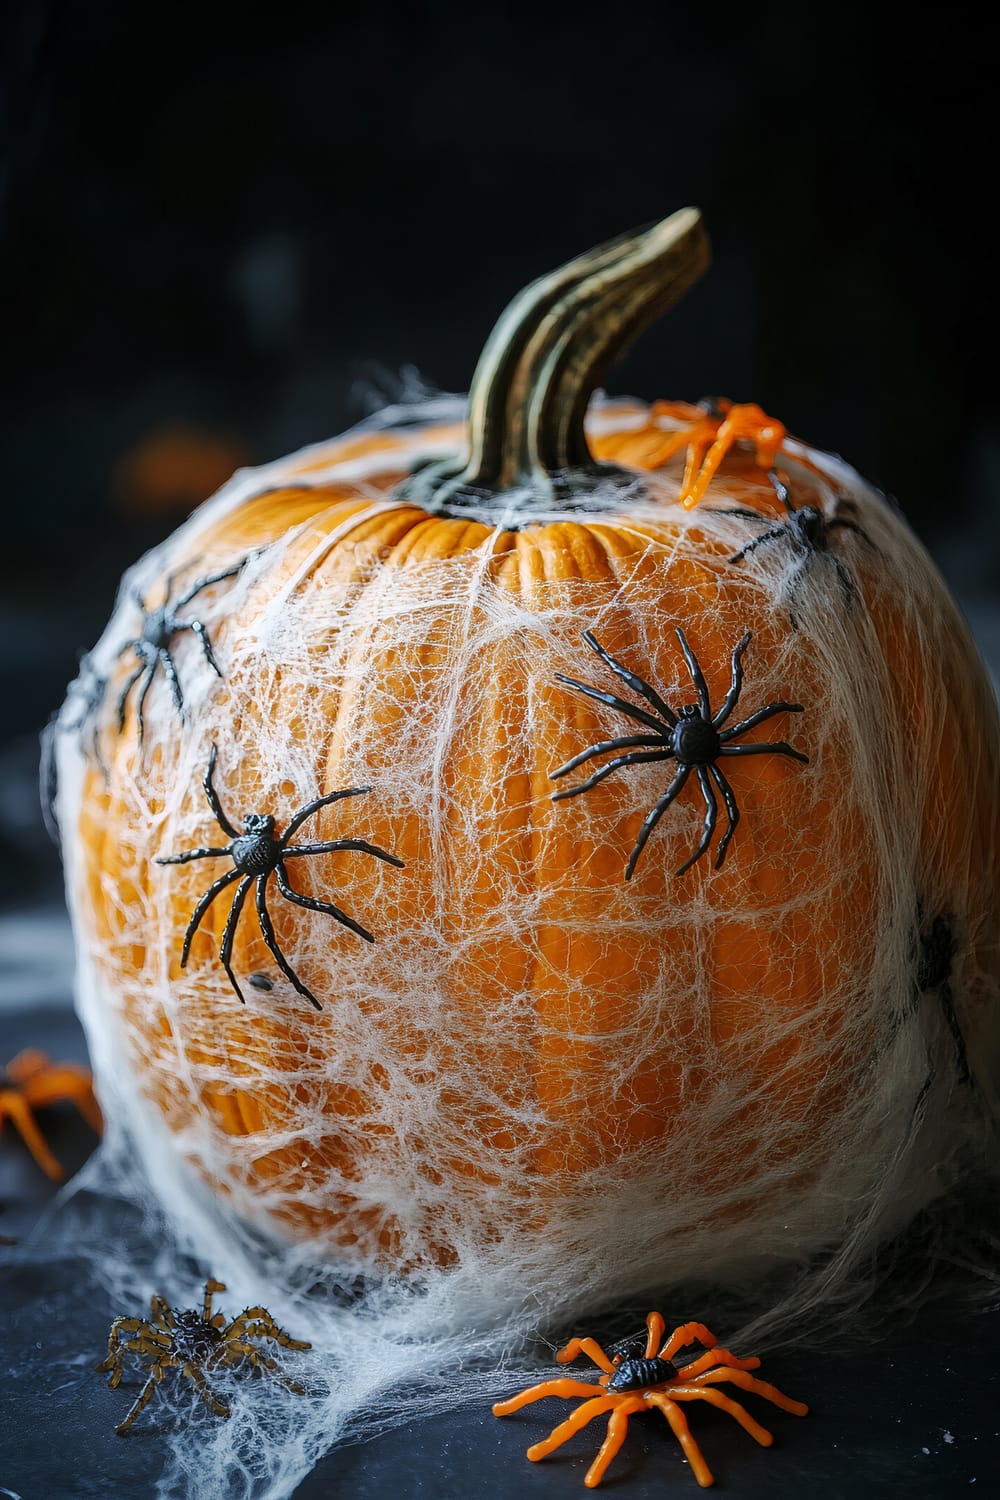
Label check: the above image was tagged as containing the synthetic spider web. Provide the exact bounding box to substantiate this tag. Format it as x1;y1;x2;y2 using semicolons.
34;394;1000;1499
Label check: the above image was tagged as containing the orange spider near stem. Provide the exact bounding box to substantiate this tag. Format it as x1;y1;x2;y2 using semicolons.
643;399;787;509
493;1312;808;1489
0;1049;103;1180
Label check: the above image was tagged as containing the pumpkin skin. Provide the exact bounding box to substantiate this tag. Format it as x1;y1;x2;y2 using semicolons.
62;214;1000;1282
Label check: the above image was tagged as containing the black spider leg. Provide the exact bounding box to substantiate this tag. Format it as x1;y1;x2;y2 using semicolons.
134;664;160;746
114;641;161;747
203;744;240;838
253;788;405;994
551;736;668;784
254;875;321;1011
171;564;244;678
158;645;185;715
717;676;808;762
624;766;690;880
708;763;740;867
175;868;242;966
279;785;373;844
220;876;253;1004
551;673;668;736
283;838;405;865
579;630;678;726
116;662;146;733
712;631;751;727
551;639;677;790
720;739;808;763
676;766;718;878
728;524;788;565
825;494;879;552
673;627;711;719
275;863;377;946
553;748;673;801
171;563;244;613
665;627;744;873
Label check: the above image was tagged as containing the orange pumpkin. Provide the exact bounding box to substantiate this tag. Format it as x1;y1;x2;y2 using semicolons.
59;209;1000;1284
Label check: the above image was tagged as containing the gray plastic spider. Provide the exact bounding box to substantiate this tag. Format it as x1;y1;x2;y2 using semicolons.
117;561;245;744
157;745;404;1009
551;628;808;878
726;469;876;620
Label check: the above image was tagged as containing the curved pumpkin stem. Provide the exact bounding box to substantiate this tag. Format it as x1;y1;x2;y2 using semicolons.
397;208;711;514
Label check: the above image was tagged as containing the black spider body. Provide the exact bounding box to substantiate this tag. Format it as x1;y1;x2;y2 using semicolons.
139;604;175;652
157;745;404;1009
552;627;808;878
671;706;721;764
607;1329;649;1363
116;561;245;745
607;1355;679;1392
172;1309;224;1364
230;816;281;875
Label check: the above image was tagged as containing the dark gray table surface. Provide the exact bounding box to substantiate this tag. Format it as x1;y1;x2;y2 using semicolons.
2;970;999;1499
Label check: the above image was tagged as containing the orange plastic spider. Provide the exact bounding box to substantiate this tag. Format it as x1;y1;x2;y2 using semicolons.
645;398;787;509
493;1312;808;1489
0;1048;103;1180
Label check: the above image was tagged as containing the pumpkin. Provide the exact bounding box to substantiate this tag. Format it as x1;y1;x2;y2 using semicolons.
57;208;1000;1294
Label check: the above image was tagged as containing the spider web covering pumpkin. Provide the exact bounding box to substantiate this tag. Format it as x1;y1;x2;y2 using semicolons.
46;212;1000;1498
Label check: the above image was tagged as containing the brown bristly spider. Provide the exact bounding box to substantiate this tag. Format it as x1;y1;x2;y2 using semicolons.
96;1277;311;1435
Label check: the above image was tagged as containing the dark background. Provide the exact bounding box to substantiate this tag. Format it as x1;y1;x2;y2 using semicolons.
2;2;999;799
1;8;999;1496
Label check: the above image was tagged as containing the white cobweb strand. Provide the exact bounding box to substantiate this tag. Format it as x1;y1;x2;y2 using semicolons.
47;397;1000;1499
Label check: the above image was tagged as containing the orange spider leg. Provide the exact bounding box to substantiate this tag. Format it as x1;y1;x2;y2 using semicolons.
675;1347;761;1379
661;1321;719;1361
555;1336;616;1374
493;1376;606;1415
645;1393;715;1488
638;425;703;469
679;403;787;509
666;1382;776;1445
5;1049;51;1084
679;432;717;502
583;1396;648;1488
0;1089;65;1179
21;1066;103;1136
643;1311;666;1358
202;1278;226;1322
525;1394;619;1462
694;1364;809;1415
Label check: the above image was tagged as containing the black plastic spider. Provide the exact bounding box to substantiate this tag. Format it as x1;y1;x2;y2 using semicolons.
156;745;404;1009
96;1277;310;1435
726;470;875;613
117;561;246;744
551;628;808;879
41;652;110;842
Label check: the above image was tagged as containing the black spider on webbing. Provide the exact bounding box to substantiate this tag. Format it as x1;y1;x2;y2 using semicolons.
724;469;876;618
116;560;247;745
41;653;110;842
156;745;404;1009
913;911;973;1088
63;652;109;767
550;628;808;879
